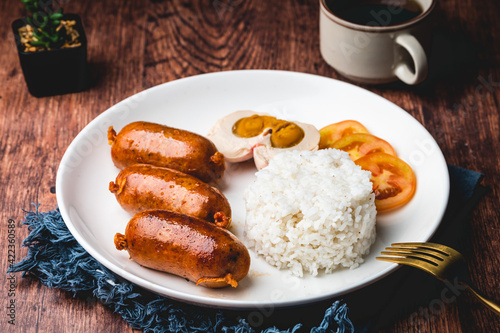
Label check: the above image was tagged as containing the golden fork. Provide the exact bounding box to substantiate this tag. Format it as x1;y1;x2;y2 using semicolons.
377;242;500;316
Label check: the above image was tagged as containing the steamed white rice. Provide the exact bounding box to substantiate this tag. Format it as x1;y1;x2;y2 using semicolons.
244;149;377;277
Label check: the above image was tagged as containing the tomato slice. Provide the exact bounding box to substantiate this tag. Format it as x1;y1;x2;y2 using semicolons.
355;152;416;211
331;133;396;161
319;120;369;149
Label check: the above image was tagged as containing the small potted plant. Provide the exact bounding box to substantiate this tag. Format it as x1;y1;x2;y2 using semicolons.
12;0;90;97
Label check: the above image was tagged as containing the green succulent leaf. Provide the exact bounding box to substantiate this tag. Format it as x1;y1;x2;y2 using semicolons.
49;34;61;42
30;40;48;47
32;31;44;39
50;13;63;20
39;29;51;38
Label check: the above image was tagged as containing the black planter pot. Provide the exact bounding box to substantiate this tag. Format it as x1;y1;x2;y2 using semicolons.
12;13;90;97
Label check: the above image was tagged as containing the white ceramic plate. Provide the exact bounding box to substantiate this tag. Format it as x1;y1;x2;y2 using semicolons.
56;70;449;309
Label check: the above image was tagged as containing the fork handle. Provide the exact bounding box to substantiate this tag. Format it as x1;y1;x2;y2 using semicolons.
464;283;500;316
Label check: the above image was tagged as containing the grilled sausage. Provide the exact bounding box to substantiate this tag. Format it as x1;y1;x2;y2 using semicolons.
114;210;250;288
108;121;225;185
109;164;231;228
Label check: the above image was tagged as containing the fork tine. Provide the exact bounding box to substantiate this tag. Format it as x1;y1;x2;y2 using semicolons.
376;256;441;278
381;250;442;266
391;242;461;257
385;246;446;261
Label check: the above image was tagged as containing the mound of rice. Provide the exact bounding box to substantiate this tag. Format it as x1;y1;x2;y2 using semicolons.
244;149;377;277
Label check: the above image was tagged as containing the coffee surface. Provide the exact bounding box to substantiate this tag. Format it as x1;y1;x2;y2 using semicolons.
325;0;423;26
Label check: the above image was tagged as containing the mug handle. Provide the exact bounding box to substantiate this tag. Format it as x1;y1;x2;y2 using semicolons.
394;34;428;85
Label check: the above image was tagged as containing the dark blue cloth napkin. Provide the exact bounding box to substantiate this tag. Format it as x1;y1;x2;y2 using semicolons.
8;165;485;332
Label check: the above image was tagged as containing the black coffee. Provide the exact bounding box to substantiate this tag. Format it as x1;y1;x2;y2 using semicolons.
325;0;423;26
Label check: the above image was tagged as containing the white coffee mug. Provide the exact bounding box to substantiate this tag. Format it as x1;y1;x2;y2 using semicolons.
320;0;435;85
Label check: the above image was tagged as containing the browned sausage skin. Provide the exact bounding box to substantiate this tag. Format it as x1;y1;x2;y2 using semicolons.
108;121;225;185
114;210;250;288
109;164;231;228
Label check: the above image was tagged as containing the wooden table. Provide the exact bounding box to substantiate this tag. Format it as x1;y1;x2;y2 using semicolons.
1;0;499;332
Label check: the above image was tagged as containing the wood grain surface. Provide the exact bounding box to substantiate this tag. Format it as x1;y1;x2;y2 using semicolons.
1;0;499;332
